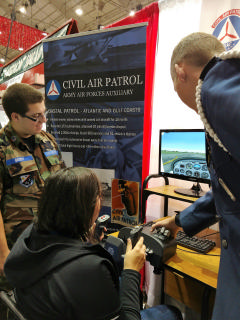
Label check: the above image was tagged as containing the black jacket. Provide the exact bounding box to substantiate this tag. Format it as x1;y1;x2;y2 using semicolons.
4;224;141;320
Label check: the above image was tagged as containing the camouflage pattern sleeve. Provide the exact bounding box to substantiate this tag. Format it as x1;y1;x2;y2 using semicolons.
0;149;5;197
43;131;66;168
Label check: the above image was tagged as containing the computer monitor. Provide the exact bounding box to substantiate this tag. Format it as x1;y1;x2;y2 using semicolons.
159;129;210;197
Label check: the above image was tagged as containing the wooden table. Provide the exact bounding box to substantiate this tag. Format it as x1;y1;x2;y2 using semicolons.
165;229;220;288
163;228;220;320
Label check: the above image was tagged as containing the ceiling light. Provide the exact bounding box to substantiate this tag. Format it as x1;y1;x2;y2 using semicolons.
19;6;26;14
42;32;48;36
75;8;83;16
129;10;135;16
0;31;2;35
19;47;24;51
0;58;5;63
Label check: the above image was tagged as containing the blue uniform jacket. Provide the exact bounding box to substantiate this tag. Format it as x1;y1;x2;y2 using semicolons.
179;57;240;320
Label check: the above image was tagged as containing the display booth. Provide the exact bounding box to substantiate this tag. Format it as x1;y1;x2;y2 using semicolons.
0;0;239;317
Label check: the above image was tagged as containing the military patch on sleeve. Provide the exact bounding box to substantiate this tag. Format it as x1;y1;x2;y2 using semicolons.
19;173;34;188
44;150;59;157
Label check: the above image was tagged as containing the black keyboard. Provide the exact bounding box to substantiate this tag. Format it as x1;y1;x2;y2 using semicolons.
176;230;216;254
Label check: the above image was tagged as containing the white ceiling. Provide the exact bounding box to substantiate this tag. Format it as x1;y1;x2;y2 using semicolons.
0;0;157;64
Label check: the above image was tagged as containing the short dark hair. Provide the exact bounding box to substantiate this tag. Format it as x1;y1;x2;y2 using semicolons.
36;167;102;239
2;83;44;119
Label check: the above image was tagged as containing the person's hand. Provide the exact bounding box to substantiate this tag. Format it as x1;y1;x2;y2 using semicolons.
123;236;146;272
151;215;180;237
88;223;106;243
0;248;10;276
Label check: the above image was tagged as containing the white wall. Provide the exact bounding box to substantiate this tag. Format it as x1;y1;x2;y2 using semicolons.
145;0;203;307
147;0;203;224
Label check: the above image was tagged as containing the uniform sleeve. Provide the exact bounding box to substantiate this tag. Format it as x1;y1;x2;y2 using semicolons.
201;59;240;163
179;190;218;236
54;141;66;168
0;152;5;196
44;131;66;168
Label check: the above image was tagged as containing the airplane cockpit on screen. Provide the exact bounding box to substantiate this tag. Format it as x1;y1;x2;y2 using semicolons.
159;129;210;197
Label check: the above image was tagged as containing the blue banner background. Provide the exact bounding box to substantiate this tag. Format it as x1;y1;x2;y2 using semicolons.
43;25;147;226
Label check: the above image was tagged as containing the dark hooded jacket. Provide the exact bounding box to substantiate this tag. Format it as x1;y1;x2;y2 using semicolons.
4;224;141;320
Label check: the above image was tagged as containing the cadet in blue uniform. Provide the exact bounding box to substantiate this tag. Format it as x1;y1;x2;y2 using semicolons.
152;32;240;320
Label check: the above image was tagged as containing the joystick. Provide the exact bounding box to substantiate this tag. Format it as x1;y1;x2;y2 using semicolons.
118;225;177;273
130;226;143;247
95;214;110;240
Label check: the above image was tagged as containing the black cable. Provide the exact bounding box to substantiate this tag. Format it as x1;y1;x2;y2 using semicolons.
200;231;220;238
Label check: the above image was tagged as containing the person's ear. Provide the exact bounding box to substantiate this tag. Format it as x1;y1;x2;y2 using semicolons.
11;112;20;122
175;63;187;82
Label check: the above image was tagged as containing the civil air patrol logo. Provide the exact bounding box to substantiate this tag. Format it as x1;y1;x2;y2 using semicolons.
46;80;61;101
212;9;240;51
19;174;34;188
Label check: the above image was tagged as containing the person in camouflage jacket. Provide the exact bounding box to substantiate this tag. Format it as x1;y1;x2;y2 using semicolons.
0;83;65;289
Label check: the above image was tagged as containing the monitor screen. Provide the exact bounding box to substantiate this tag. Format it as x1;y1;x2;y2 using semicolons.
159;129;210;185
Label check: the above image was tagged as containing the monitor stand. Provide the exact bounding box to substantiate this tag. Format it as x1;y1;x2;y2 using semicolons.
174;182;206;198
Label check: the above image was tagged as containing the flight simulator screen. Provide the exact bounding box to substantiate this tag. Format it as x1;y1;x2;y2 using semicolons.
159;130;210;182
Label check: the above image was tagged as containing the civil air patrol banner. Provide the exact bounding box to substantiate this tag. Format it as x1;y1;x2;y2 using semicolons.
200;0;240;51
43;24;147;226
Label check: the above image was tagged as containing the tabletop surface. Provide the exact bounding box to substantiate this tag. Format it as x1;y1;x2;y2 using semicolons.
164;227;220;288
